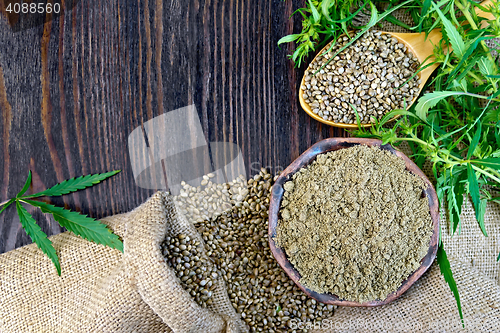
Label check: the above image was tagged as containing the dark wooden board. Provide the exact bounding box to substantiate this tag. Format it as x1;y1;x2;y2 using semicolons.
0;0;346;254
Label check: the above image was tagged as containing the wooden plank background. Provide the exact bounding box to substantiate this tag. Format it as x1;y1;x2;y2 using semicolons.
0;0;346;254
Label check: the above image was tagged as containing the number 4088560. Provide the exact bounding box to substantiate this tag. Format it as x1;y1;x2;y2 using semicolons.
6;2;61;14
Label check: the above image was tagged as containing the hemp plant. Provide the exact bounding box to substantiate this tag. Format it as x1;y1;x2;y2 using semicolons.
0;170;123;275
278;0;362;67
278;0;420;67
281;0;500;326
351;1;500;323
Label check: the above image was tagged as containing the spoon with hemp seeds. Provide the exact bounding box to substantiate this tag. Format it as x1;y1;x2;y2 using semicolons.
299;0;495;129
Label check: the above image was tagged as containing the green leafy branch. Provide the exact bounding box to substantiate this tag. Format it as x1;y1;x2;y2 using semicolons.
0;170;123;275
352;101;500;239
281;0;500;325
279;0;430;67
437;243;464;325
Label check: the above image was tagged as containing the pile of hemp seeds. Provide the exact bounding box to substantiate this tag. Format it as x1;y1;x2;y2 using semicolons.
301;30;421;124
163;169;336;333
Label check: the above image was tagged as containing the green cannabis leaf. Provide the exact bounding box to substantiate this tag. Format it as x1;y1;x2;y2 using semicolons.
467;163;488;237
0;170;122;275
478;57;497;78
415;91;465;119
308;0;321;23
467;122;482;160
22;170;121;198
16;201;61;275
437;244;464;327
277;34;302;45
23;200;123;252
0;198;15;215
470;157;500;169
415;91;490;119
431;2;466;58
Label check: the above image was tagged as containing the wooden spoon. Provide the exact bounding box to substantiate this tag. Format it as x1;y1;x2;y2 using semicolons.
299;0;496;129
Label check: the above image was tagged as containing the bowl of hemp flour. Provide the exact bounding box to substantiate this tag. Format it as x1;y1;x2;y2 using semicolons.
268;138;439;306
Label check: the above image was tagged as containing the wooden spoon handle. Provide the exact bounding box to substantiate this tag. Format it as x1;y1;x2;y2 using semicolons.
476;0;495;18
476;0;496;28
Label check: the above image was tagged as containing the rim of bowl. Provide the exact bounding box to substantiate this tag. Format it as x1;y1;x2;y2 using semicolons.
268;138;439;306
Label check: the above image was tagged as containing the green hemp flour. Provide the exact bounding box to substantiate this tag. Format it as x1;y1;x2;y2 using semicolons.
275;145;433;303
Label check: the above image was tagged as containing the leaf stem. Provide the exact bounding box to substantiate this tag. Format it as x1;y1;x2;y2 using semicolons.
471;164;500;183
455;0;495;62
0;199;12;207
395;136;436;150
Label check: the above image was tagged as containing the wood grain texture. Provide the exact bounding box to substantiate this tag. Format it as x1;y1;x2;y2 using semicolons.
0;0;346;254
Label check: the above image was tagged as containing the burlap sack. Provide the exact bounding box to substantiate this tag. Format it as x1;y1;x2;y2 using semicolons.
0;192;245;333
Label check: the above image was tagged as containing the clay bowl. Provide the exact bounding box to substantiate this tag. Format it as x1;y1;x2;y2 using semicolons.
268;137;439;306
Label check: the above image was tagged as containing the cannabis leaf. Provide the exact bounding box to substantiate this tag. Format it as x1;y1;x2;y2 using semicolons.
415;91;490;119
16;201;61;275
321;0;334;22
277;34;302;45
415;91;466;119
467;122;482;160
308;0;321;23
421;0;432;23
0;170;122;275
432;2;466;58
22;170;121;198
478;56;497;77
445;168;466;235
447;36;494;85
470;157;500;170
0;199;15;215
437;244;464;327
17;170;33;197
22;200;123;252
467;163;488;237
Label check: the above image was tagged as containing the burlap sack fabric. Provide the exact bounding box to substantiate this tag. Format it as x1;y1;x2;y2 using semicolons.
1;185;499;333
1;169;499;333
0;192;245;333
